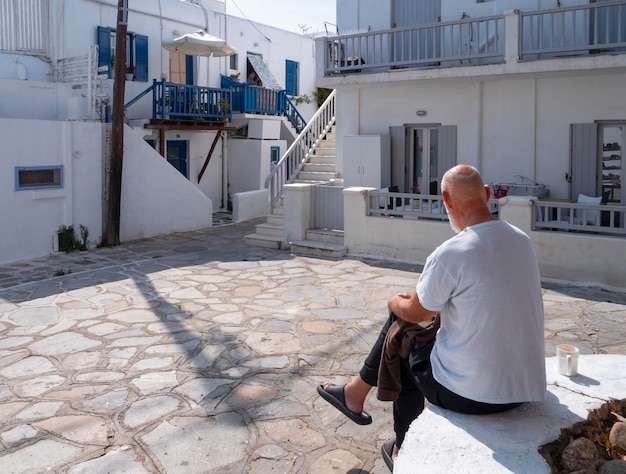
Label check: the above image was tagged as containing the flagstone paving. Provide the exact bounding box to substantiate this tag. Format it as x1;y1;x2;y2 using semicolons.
0;218;625;473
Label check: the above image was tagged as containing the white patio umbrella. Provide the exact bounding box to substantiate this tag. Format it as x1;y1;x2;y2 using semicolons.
162;30;236;57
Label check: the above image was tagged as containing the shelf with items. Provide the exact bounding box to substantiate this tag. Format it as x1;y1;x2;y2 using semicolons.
603;142;622;152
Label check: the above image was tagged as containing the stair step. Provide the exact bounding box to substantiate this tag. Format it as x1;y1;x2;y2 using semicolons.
297;171;340;181
266;214;283;226
302;163;336;172
255;223;283;238
244;233;289;250
290;240;347;258
292;179;330;185
305;229;344;244
308;156;336;165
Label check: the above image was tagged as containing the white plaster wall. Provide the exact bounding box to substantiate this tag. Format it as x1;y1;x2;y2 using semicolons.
232;189;269;223
337;0;391;34
0;119;103;264
166;130;225;208
335;69;626;199
228;138;287;194
120;126;213;242
481;79;537;183
3;0;317;122
0;80;66;120
343;190;626;290
0;120;216;264
223;16;319;120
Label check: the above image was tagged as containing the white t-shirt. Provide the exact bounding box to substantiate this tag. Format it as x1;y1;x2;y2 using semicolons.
417;220;546;404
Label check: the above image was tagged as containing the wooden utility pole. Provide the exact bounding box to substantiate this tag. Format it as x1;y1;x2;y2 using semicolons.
102;0;128;246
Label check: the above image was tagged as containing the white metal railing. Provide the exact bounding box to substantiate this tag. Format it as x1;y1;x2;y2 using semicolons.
0;0;48;54
533;201;626;236
325;15;505;74
264;89;336;212
520;0;626;59
369;191;451;221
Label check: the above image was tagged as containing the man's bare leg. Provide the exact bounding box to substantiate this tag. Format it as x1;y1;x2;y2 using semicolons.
321;374;372;415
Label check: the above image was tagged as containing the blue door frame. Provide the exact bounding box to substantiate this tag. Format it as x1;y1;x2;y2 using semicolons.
167;140;188;178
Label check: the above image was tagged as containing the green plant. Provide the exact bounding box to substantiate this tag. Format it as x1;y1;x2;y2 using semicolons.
313;87;333;107
290;94;312;106
57;225;88;252
53;269;72;277
219;97;231;113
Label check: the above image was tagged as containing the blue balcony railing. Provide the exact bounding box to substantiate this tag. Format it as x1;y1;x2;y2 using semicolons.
152;80;231;121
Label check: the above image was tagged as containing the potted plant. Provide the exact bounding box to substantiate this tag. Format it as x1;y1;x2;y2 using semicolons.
125;65;135;81
219;97;231;119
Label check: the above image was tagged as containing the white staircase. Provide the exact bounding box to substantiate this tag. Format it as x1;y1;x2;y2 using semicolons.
244;128;346;254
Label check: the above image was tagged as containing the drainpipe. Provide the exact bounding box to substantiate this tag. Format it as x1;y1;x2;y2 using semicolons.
474;81;483;171
222;131;228;210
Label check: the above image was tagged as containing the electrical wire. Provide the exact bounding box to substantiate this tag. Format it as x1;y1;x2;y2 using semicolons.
228;0;272;43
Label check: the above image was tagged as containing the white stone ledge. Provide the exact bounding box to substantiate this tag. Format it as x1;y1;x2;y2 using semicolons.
395;354;626;473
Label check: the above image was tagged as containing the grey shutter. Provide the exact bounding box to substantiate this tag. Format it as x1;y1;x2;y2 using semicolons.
570;123;598;199
437;125;457;193
389;126;406;191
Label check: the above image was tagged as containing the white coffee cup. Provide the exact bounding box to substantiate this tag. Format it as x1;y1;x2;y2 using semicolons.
557;344;579;376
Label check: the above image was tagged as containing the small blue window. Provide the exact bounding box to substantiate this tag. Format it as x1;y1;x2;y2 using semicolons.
270;146;280;165
15;166;64;190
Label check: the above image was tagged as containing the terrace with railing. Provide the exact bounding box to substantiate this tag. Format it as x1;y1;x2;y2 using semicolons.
365;188;626;238
125;78;304;129
321;0;626;76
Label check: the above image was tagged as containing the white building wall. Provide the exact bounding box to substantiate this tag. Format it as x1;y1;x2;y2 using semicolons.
228;138;287;194
0;119;214;265
334;69;626;197
120;126;213;242
0;119;103;264
0;0;321;263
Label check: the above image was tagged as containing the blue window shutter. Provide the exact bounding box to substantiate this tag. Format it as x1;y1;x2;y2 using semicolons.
135;34;149;82
186;55;194;85
97;26;112;77
285;60;298;96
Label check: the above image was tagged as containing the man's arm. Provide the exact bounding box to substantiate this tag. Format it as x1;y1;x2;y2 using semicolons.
388;291;438;324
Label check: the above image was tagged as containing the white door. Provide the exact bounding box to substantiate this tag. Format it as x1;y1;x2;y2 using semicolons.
406;125;456;195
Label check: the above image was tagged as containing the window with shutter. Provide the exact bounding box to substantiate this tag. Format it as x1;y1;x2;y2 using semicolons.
285;60;299;96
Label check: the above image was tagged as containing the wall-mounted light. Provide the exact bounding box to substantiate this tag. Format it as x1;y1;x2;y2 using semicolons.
253;42;259;47
416;110;427;117
173;30;180;36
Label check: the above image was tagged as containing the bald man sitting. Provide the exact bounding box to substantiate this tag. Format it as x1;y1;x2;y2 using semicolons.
317;165;546;472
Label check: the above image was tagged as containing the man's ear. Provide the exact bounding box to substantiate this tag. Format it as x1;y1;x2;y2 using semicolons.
484;184;491;200
442;190;452;210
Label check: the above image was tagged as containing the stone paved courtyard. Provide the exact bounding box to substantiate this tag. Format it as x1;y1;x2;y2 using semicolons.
0;218;625;473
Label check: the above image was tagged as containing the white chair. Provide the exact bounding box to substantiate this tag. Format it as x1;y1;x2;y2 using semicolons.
575;194;602;225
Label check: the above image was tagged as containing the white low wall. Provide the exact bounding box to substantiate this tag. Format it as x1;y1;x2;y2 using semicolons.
0;119;213;265
120;126;213;241
232;189;269;223
343;189;626;290
0;119;104;264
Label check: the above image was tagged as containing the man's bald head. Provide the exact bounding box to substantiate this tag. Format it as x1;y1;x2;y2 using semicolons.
441;165;493;232
441;165;485;199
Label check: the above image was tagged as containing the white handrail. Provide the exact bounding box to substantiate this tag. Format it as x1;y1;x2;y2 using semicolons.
264;89;336;211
